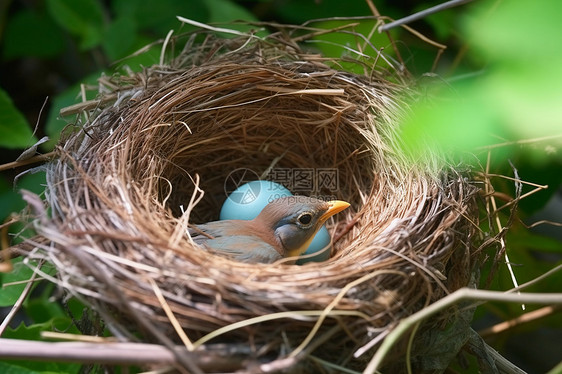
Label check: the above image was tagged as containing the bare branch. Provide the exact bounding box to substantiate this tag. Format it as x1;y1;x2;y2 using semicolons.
0;339;249;371
363;288;562;374
379;0;474;32
0;339;175;365
0;152;55;172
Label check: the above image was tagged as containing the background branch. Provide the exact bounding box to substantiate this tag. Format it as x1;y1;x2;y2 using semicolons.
0;338;249;372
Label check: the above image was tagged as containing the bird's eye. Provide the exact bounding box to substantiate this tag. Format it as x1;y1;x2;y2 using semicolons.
297;212;313;226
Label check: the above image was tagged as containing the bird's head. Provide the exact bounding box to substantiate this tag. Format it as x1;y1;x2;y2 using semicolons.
254;196;350;258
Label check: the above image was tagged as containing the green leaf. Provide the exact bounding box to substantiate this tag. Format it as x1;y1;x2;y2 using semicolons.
0;171;46;222
207;0;258;23
0;88;37;149
111;0;139;18
25;281;70;324
463;0;562;153
0;174;20;223
0;361;47;374
111;35;162;72
200;0;262;36
64;297;88;323
399;79;508;162
3;317;77;341
0;258;37;307
276;0;370;24
102;16;137;61
0;249;52;308
482;66;562;143
466;0;562;64
4;320;52;341
0;358;77;374
419;5;456;40
113;0;209;36
46;0;104;49
45;72;102;148
508;228;562;255
2;319;81;373
3;10;66;59
402;0;562;164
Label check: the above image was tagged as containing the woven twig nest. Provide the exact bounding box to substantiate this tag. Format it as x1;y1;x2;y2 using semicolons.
25;25;480;373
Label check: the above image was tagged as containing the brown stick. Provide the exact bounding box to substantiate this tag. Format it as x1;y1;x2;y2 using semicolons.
0;152;55;172
479;305;562;338
0;339;247;371
0;339;175;365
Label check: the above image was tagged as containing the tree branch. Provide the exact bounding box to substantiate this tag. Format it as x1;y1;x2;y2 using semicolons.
379;0;474;32
363;288;562;374
0;339;248;371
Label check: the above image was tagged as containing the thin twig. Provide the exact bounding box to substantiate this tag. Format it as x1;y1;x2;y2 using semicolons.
525;219;562;229
477;133;562;150
378;0;475;32
484;342;528;374
365;0;405;66
504;161;524;308
291;22;361;43
398;23;447;50
310;355;362;374
0;152;55;172
160;30;174;67
193;310;370;348
363;288;562;374
479;305;562;338
176;16;250;37
289;270;396;358
59;95;117;116
41;331;118;343
0;266;39;336
148;277;195;351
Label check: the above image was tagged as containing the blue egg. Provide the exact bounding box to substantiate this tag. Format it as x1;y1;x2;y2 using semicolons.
296;225;332;265
220;180;292;221
220;180;332;263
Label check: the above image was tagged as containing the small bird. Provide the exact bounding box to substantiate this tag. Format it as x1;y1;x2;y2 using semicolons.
190;196;350;263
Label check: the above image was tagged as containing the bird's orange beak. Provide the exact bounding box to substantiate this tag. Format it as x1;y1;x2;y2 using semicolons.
319;200;350;224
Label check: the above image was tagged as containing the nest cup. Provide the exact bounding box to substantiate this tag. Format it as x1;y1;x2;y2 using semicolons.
30;26;479;372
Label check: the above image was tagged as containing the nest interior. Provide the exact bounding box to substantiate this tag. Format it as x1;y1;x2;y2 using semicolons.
28;29;480;371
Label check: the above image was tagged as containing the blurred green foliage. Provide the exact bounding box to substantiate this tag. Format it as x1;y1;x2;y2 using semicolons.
401;0;562;155
0;88;37;148
0;0;561;373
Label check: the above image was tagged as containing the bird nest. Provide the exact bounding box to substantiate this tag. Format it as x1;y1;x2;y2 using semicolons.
21;24;483;373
